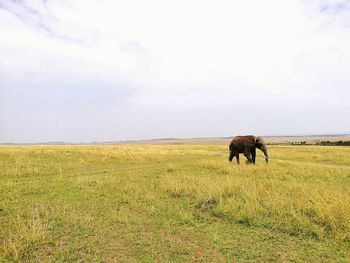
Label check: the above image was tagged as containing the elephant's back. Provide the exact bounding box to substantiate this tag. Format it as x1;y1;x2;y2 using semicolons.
231;135;255;142
229;135;255;152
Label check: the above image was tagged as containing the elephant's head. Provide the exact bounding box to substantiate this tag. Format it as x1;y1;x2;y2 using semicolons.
255;137;269;163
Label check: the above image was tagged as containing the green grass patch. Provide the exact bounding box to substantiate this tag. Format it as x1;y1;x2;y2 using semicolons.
1;145;350;262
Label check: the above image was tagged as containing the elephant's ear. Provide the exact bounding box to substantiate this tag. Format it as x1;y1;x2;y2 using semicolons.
255;137;263;146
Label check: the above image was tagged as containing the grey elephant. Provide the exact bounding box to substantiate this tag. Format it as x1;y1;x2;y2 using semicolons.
229;135;269;164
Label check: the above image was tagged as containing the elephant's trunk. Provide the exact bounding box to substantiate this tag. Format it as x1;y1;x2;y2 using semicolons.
261;145;269;164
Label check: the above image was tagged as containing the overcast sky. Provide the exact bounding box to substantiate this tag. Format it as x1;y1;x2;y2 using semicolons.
1;0;349;143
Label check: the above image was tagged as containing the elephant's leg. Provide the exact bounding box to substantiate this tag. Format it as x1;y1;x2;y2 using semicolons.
236;154;240;165
251;148;256;164
229;150;237;162
243;151;253;164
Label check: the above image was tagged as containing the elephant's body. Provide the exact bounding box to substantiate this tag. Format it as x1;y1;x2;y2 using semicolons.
229;135;268;164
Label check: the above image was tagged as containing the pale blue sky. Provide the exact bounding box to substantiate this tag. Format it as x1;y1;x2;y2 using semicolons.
1;0;350;143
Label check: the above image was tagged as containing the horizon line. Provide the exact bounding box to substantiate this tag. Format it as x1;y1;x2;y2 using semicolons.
1;133;349;145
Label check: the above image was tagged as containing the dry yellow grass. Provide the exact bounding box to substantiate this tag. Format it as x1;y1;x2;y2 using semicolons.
162;160;350;240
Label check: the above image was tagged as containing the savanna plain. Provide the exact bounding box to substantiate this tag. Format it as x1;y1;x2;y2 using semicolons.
0;145;350;262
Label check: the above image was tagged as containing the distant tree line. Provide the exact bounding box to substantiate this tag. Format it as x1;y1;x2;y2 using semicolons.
316;140;350;146
289;140;350;146
291;141;308;145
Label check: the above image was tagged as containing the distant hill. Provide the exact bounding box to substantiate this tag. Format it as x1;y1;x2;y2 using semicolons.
2;134;350;145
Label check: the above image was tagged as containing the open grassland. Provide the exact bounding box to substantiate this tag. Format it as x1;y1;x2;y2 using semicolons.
0;145;350;262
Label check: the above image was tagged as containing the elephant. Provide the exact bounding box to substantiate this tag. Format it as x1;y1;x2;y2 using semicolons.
228;135;268;164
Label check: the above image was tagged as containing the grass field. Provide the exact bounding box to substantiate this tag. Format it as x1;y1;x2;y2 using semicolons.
1;145;350;262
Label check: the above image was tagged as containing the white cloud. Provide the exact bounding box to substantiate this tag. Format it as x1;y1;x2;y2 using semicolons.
0;0;349;142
